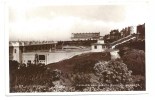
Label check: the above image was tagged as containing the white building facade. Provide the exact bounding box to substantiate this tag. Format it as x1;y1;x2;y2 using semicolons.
91;40;108;52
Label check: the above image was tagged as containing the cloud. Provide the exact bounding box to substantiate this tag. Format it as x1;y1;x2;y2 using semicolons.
26;5;126;22
9;16;107;41
9;5;146;41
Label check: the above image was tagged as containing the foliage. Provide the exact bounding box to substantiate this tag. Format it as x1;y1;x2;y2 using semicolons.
9;62;53;92
73;60;97;73
94;59;134;91
47;52;111;74
9;49;145;92
121;49;145;75
9;60;19;72
51;69;62;81
72;73;91;91
9;60;19;88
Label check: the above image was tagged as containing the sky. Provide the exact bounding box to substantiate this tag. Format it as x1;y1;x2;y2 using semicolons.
9;1;148;41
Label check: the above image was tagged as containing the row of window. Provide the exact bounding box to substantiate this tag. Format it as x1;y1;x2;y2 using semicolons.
94;45;106;49
24;60;45;63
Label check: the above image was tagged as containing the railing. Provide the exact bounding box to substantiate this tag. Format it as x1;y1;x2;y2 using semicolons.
110;34;137;48
9;41;57;46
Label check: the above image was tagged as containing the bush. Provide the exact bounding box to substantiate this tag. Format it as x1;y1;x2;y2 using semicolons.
51;69;62;81
72;73;91;91
121;49;145;75
9;60;19;72
94;59;134;91
10;63;53;92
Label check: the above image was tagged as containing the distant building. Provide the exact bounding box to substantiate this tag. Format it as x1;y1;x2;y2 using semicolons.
9;42;23;63
120;26;136;38
130;26;137;34
137;23;145;40
22;52;48;65
71;32;100;41
9;41;57;65
9;41;92;66
122;28;130;37
137;23;145;34
91;40;108;52
110;29;120;41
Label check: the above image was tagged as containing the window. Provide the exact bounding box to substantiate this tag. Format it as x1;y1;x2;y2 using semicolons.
39;55;45;60
28;60;31;64
94;45;97;49
14;49;16;53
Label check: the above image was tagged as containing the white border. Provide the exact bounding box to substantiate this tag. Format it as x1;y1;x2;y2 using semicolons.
4;0;151;96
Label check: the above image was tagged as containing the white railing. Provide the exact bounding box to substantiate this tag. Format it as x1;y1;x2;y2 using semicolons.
111;34;136;49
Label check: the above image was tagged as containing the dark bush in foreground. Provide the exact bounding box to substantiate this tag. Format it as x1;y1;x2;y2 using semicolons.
9;62;53;92
121;49;145;75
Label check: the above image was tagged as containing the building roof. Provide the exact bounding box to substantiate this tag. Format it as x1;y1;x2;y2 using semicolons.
72;32;100;34
9;41;57;46
92;43;107;45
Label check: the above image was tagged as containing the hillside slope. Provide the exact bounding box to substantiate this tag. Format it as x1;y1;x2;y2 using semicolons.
46;52;111;73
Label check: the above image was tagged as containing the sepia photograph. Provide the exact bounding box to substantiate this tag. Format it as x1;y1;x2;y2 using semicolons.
8;1;147;94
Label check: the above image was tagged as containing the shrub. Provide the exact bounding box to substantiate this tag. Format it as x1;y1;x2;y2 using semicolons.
122;49;145;75
94;59;134;91
72;73;91;91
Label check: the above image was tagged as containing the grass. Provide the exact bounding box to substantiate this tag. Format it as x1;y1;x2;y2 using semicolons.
46;52;111;74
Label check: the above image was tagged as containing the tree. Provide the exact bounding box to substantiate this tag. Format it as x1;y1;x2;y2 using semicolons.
94;59;134;91
122;49;145;75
